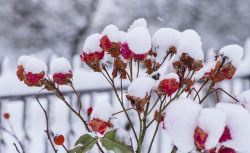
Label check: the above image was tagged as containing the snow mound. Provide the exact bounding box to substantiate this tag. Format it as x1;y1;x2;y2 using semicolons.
177;29;204;60
127;77;155;99
17;55;33;66
220;44;244;66
118;31;126;42
165;98;202;152
24;58;47;73
83;33;102;53
197;108;226;149
102;24;119;42
216;102;250;152
91;102;113;121
124;27;151;54
128;18;147;31
50;57;72;74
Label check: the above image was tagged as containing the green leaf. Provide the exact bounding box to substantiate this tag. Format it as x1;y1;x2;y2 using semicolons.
69;134;98;153
100;129;134;153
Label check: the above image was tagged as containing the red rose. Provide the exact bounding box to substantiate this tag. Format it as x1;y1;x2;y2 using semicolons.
53;71;73;85
3;112;10;120
120;43;147;60
218;146;236;153
87;107;93;116
100;35;112;51
88;118;112;135
80;51;104;64
16;65;25;81
24;71;45;87
194;126;208;150
158;78;179;96
219;126;232;143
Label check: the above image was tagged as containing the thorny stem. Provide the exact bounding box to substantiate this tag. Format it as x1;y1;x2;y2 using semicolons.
102;67;139;144
147;99;164;153
68;82;82;115
136;61;140;78
209;88;239;103
111;108;134;116
36;98;58;153
129;60;133;81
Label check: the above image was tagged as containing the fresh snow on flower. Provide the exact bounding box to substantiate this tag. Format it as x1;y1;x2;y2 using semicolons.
219;44;244;66
165;98;202;152
102;24;119;42
152;28;181;63
50;57;72;74
127;77;155;99
83;33;102;53
128;18;147;31
118;31;126;42
17;55;33;66
90;102;113;121
197;108;226;149
177;29;204;60
124;27;151;54
216;102;250;152
237;89;250;112
24;58;47;74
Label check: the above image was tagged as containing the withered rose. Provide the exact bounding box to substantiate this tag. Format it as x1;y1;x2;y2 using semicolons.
80;51;104;72
24;71;45;87
88;118;112;135
53;71;73;85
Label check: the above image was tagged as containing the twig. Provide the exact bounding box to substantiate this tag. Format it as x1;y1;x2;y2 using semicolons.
68;82;83;115
13;143;21;153
36;97;58;153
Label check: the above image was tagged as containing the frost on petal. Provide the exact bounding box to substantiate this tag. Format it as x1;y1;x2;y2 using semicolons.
128;18;147;31
124;27;151;55
82;33;103;54
126;77;155;112
219;44;243;67
152;28;181;63
165;98;202;152
216;103;250;152
195;108;226;150
177;29;204;61
102;24;120;42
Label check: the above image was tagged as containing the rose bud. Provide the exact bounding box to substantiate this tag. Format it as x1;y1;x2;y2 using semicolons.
87;107;93;116
80;33;104;72
53;134;65;145
3;112;10;120
121;27;151;60
156;73;179;96
88;118;112;135
23;58;47;87
16;55;32;81
50;57;73;85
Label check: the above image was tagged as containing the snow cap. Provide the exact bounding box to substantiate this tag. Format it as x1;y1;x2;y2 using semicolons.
102;24;120;42
83;33;102;53
124;27;151;54
24;57;47;74
50;57;72;74
177;29;204;60
165;98;202;152
220;44;244;66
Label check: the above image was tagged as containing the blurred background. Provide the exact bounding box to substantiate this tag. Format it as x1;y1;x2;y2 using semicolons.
1;0;250;153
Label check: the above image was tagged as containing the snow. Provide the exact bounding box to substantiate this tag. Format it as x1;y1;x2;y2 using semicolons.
177;29;204;60
165;98;202;152
24;58;47;74
237;90;250;112
219;44;244;67
197;108;226;149
116;128;131;145
128;18;147;31
127;77;155;99
118;31;126;42
215;102;250;152
82;33;102;53
102;24;119;42
17;55;33;66
151;28;181;63
124;27;151;54
90;101;113;121
50;57;72;74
